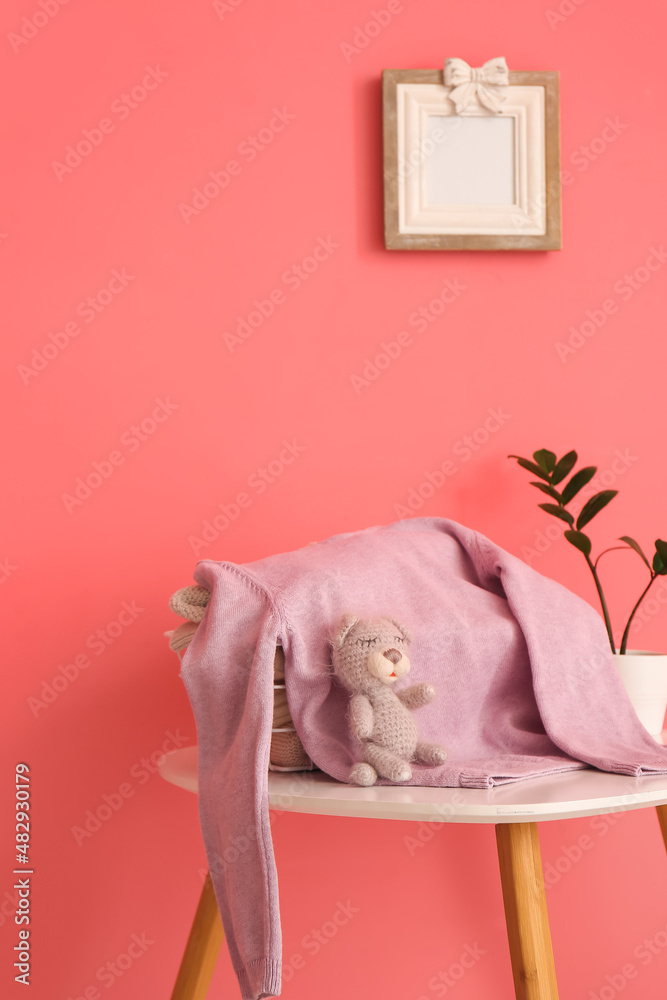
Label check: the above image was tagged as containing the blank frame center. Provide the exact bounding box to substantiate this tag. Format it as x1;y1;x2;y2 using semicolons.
426;115;516;206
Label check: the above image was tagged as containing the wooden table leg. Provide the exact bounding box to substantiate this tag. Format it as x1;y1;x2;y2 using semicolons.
171;872;225;1000
495;823;559;1000
656;804;667;854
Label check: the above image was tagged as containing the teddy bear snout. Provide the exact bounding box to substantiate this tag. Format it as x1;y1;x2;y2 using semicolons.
365;646;410;683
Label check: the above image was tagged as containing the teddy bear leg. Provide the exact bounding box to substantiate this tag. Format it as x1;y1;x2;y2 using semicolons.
349;762;377;786
413;742;448;766
363;742;412;783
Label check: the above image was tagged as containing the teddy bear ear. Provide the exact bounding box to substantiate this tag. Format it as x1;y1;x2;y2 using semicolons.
390;619;412;644
334;614;358;648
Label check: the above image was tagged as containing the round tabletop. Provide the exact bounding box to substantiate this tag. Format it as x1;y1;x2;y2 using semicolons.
158;746;667;824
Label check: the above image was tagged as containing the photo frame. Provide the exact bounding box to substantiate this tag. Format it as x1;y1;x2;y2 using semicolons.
383;66;561;251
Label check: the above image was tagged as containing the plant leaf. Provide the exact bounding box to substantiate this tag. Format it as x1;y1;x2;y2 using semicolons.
654;540;667;575
561;466;597;504
576;490;618;530
551;450;578;485
538;503;574;526
530;481;563;502
619;536;652;571
565;530;592;556
655;539;667;564
508;455;551;482
533;449;557;473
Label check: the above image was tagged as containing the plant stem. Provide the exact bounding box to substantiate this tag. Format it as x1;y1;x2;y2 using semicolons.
619;575;657;654
583;552;616;653
593;545;632;570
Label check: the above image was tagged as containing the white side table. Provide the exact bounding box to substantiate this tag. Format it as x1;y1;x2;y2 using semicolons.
159;746;667;1000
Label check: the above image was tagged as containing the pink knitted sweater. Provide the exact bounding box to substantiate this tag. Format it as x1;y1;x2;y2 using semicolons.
180;517;667;999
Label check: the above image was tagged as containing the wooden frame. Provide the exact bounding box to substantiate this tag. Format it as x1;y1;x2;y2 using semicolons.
383;69;561;251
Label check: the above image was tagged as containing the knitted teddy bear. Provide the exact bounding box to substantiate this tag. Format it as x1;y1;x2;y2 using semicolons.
332;615;447;787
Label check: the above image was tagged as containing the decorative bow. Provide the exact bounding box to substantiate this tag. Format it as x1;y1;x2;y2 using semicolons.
443;57;509;114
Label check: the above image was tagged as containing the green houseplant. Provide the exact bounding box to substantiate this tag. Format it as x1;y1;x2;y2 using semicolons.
509;448;667;653
510;448;667;737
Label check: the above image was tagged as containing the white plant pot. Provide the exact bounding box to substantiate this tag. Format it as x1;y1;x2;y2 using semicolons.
613;651;667;738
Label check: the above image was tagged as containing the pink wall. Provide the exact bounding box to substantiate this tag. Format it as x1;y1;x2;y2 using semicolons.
4;0;667;997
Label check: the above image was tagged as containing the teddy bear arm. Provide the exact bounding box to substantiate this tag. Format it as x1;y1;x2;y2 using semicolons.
349;693;374;740
396;683;436;710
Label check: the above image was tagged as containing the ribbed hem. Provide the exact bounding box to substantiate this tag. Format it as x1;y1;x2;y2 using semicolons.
236;958;282;1000
458;761;584;788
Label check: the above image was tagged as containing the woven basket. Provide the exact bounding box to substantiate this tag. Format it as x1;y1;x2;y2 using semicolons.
167;588;315;772
270;729;313;770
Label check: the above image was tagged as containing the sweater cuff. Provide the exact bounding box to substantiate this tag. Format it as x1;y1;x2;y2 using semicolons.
236;957;282;999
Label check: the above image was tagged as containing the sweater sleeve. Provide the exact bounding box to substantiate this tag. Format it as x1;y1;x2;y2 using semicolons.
474;533;667;775
179;560;283;1000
